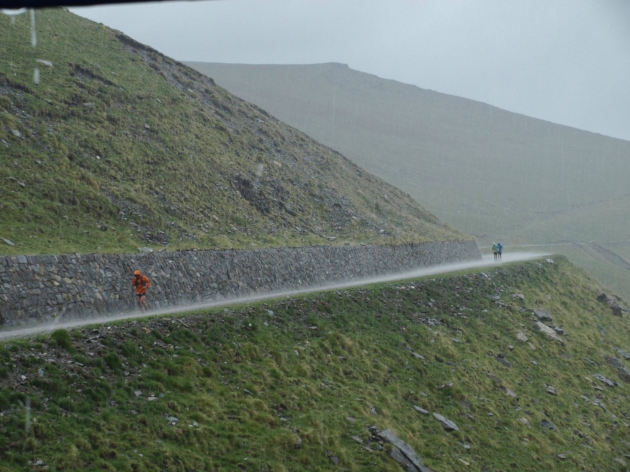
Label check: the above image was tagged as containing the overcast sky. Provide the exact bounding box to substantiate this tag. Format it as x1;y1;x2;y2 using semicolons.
73;0;630;141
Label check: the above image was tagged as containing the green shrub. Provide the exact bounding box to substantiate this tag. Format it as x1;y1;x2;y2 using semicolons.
51;329;73;350
103;352;123;372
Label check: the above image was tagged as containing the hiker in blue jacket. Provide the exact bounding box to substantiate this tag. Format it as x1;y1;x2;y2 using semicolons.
497;242;503;260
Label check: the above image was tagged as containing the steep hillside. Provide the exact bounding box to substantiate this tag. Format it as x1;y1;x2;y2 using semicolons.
0;11;465;257
185;61;630;298
2;257;630;471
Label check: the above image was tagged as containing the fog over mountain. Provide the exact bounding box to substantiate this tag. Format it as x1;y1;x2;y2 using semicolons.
74;0;630;141
188;62;630;234
188;61;630;298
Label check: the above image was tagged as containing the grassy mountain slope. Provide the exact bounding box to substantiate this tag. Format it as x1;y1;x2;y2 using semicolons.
0;11;464;257
510;193;630;298
514;243;630;310
185;62;630;238
2;257;630;471
185;61;630;298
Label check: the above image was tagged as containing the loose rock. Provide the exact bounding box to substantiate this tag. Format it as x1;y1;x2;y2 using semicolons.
413;405;429;415
433;413;459;432
378;428;432;472
593;374;617;387
495;355;511;368
617;349;630;360
0;237;15;246
597;291;626;317
532;309;553;322
534;321;564;343
584;357;597;367
540;419;555;430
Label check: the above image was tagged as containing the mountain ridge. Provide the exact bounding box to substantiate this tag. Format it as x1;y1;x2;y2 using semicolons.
189;61;627;140
185;62;630;232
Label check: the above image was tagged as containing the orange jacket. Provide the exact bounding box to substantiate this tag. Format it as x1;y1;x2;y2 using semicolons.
132;274;151;294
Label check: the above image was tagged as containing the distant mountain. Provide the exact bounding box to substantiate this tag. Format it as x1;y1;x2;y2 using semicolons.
186;62;630;236
0;11;467;256
187;61;630;298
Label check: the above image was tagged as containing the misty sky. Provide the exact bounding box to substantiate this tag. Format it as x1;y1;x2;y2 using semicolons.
73;0;630;141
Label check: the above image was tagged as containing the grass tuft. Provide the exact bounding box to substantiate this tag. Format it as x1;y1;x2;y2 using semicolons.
50;329;73;351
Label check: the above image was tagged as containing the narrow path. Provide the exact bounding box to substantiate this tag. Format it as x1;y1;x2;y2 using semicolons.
478;242;574;249
0;252;546;340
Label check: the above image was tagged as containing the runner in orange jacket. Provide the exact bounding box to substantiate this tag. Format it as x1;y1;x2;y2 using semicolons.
131;270;151;312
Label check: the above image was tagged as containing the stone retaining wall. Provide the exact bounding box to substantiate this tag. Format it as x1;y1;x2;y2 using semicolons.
0;240;480;326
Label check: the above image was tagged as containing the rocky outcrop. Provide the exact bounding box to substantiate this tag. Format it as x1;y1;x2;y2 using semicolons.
0;240;480;326
597;291;626;317
534;321;564;344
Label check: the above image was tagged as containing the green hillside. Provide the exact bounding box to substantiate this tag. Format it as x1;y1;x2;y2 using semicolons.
186;62;630;298
0;11;464;257
2;257;630;471
511;242;630;311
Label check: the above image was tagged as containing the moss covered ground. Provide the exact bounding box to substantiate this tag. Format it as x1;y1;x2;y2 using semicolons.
1;257;630;471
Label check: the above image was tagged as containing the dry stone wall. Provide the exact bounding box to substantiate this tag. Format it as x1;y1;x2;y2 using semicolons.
0;240;480;326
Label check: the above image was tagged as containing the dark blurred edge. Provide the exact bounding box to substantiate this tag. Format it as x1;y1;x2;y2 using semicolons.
1;0;194;8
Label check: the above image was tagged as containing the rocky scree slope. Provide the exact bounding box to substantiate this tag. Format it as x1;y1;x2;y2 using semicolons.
0;10;464;256
2;257;630;471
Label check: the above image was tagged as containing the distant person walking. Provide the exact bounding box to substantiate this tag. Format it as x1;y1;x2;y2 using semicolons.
497;242;503;261
492;242;498;260
132;270;151;312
